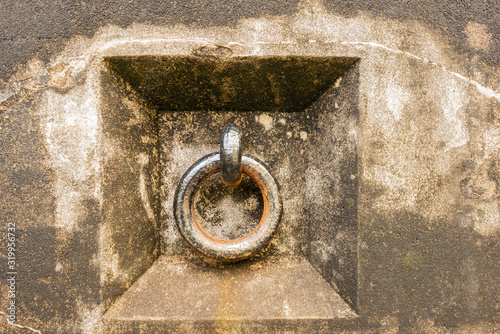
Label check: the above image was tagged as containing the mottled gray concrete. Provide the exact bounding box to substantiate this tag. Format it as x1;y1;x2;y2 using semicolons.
0;1;499;333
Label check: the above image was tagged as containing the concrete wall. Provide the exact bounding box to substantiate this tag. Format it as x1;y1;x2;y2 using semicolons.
0;1;498;333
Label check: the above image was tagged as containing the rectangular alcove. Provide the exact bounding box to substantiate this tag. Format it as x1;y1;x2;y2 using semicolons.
100;56;360;332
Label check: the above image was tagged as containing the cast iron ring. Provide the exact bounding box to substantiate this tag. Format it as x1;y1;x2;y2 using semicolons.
173;153;282;261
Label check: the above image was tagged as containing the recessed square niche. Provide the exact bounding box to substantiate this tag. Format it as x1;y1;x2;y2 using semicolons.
100;55;360;332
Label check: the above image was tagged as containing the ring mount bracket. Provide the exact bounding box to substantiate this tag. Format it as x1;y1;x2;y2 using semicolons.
174;127;282;261
220;124;242;186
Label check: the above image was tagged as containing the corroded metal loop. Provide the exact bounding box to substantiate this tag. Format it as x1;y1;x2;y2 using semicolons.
220;124;242;186
174;153;282;262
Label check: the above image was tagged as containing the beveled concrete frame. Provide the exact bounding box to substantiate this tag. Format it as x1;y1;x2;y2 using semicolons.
32;14;494;331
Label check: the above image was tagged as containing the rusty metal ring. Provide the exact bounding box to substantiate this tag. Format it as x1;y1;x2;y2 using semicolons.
174;153;282;261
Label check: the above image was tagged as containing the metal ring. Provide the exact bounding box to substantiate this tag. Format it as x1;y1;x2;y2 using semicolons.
220;124;242;186
174;153;282;261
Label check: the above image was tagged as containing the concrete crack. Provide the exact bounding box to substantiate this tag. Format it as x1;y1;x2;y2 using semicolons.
0;311;42;333
341;41;500;101
1;37;499;105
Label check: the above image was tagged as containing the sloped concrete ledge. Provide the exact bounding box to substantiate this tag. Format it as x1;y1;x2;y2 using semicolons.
103;256;357;333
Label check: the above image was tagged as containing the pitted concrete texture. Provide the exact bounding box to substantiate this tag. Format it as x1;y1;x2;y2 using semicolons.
0;0;499;333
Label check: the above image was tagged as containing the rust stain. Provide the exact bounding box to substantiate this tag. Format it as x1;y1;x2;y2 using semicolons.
216;276;239;333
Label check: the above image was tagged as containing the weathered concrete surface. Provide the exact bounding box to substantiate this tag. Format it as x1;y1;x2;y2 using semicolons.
0;0;498;81
307;64;360;310
103;256;356;332
0;0;499;333
100;66;161;310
